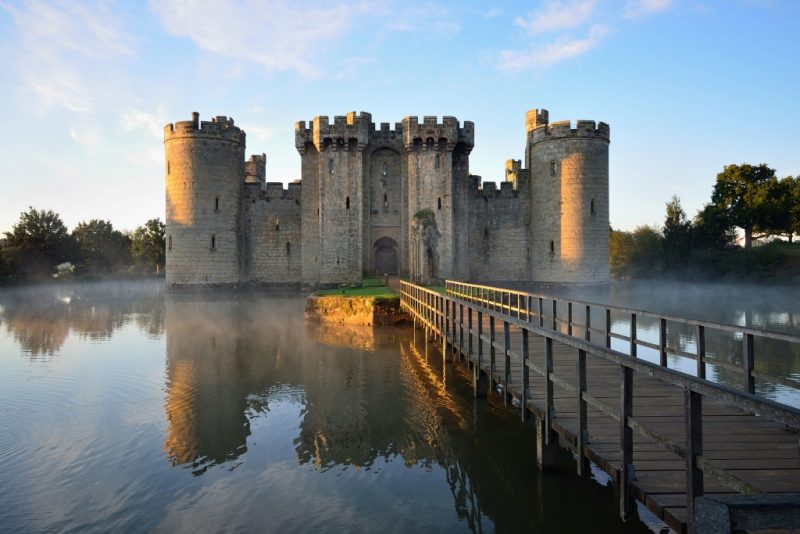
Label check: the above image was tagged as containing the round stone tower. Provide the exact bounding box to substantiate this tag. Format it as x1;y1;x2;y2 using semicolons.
527;109;610;284
164;112;245;286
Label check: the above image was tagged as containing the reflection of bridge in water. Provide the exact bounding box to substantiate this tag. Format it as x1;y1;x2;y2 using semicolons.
162;294;645;532
402;280;800;534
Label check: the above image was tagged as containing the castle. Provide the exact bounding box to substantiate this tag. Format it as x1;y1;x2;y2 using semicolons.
164;108;610;288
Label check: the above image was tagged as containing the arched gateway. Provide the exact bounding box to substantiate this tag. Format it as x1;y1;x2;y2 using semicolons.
373;237;398;275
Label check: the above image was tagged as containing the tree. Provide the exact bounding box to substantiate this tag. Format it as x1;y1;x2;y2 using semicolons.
2;207;76;277
692;203;735;249
786;176;800;243
72;219;132;274
130;219;165;274
711;163;776;251
662;195;692;269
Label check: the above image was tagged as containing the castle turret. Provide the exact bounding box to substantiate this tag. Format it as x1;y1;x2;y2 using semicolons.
295;112;372;285
164;112;246;286
403;116;474;282
527;109;610;284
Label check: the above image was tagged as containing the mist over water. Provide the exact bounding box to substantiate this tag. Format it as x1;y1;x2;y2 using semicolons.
0;281;662;533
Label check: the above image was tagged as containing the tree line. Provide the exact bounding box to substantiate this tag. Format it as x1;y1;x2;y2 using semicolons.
0;207;165;284
611;163;800;280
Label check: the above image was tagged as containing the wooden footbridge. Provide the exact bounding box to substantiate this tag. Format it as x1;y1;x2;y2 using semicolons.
400;280;800;534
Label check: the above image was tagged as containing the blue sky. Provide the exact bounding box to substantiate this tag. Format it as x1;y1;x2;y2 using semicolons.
0;0;797;234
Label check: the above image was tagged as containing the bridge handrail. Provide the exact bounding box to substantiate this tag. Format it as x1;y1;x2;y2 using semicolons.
445;280;800;344
445;280;800;394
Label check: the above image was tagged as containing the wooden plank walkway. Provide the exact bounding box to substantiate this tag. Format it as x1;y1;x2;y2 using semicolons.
401;281;800;534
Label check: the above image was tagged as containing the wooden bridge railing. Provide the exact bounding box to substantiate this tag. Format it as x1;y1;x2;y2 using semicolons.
445;280;800;397
400;280;800;533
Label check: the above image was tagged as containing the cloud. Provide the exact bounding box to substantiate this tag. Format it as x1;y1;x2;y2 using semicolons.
623;0;673;19
498;24;609;71
514;0;597;34
384;3;461;39
149;0;374;78
1;0;136;114
119;108;169;139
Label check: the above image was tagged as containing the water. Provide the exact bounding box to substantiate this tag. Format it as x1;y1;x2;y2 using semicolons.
0;281;659;533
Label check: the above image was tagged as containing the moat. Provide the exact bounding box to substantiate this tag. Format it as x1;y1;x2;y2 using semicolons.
1;280;798;532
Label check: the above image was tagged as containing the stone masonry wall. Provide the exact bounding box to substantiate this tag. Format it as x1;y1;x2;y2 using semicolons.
468;180;531;282
243;183;302;284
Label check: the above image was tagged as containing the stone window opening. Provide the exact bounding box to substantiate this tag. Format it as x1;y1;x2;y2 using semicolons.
437;197;442;210
383;193;388;208
211;234;216;250
286;242;291;256
549;240;554;254
346;196;350;210
214;196;219;211
591;199;596;215
328;159;334;175
382;162;388;176
550;161;556;176
168;235;172;251
275;219;280;232
435;154;440;169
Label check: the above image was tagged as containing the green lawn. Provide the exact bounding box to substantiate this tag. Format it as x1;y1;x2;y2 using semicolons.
315;276;398;298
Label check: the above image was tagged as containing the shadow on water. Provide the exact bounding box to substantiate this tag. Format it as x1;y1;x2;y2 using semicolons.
0;283;657;532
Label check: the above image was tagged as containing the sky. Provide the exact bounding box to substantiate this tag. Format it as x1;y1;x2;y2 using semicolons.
0;0;798;234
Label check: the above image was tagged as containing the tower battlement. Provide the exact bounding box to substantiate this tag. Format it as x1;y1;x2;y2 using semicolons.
402;116;474;150
245;153;266;184
529;118;610;145
164;112;245;145
294;111;373;152
525;109;549;133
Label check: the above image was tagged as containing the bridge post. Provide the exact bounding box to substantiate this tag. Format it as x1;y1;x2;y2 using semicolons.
503;320;511;406
544;337;554;445
475;310;487;398
696;325;706;380
536;415;560;471
458;303;464;362
620;365;634;519
467;306;473;368
521;329;529;422
489;316;496;389
686;389;704;533
443;297;449;359
576;349;589;476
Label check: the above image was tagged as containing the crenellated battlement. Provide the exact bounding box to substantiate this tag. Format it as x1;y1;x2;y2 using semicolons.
245;153;266;184
525;109;549;133
402;115;474;150
529;117;610;145
471;179;521;200
295;111;372;152
164;112;246;145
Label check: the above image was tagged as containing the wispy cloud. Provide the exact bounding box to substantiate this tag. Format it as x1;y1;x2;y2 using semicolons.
150;0;374;79
498;24;609;71
1;0;136;114
514;0;597;34
119;107;169;139
623;0;673;19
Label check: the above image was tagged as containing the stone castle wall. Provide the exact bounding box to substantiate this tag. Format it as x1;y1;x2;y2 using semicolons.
243;183;302;284
468;179;531;282
165;108;610;288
